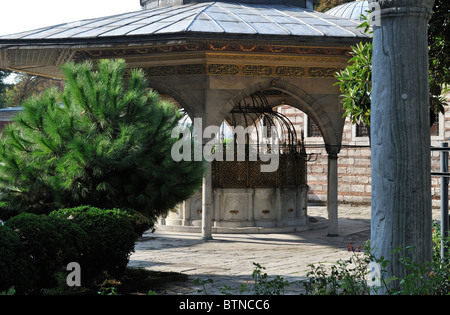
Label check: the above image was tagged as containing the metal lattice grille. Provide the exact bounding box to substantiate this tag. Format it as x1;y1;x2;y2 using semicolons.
212;90;307;189
212;151;307;188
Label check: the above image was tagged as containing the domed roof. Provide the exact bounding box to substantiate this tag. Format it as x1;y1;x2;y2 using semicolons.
325;0;369;21
0;1;365;40
141;0;315;9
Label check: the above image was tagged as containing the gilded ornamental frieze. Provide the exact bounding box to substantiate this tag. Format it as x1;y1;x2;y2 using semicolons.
146;63;341;78
72;40;348;79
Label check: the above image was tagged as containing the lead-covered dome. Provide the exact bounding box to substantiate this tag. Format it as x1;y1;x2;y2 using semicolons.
325;0;369;21
1;1;364;40
140;0;315;9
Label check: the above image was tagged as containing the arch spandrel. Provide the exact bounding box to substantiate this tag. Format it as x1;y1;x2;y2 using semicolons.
145;77;203;121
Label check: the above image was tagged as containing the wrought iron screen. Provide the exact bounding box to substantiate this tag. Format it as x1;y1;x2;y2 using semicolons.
212;91;307;188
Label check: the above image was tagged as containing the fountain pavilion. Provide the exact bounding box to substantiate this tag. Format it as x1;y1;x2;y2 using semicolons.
0;0;370;237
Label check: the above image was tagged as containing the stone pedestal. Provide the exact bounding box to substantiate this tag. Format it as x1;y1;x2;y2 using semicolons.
161;185;311;233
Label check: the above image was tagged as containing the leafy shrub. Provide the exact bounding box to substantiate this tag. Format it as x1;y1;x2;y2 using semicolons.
251;263;289;295
50;205;151;237
390;222;450;295
49;206;137;279
121;208;154;236
300;242;372;295
1;206;142;293
301;232;450;295
0;224;37;294
46;215;89;266
4;213;66;289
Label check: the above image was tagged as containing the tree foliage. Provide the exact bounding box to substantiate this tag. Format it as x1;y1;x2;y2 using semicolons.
314;0;354;12
428;0;450;115
335;1;450;128
1;73;62;108
0;69;12;107
0;59;204;221
335;40;372;127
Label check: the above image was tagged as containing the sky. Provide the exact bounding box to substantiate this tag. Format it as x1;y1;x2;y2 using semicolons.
0;0;142;36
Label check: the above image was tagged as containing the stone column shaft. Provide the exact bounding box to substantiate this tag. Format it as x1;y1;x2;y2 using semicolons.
202;162;213;240
369;0;435;291
327;151;339;237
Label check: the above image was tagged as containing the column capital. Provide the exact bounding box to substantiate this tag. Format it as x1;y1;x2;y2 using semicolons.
369;0;435;9
325;144;340;158
369;0;435;20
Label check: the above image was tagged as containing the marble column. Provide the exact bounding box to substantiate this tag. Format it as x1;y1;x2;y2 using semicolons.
326;145;340;237
202;162;213;240
369;0;435;291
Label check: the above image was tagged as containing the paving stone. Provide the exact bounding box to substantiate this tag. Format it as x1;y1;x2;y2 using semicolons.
129;204;442;295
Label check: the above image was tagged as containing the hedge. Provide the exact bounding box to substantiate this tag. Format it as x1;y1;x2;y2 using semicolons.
1;206;144;294
49;206;138;279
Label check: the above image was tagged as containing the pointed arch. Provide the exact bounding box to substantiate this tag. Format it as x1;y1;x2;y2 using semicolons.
217;79;344;149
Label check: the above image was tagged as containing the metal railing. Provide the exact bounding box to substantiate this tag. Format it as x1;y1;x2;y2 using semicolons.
431;142;450;260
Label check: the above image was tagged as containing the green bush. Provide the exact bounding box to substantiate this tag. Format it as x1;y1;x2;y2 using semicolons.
46;215;89;266
1;206;139;294
300;242;372;295
300;231;450;295
121;208;154;236
49;206;138;279
50;205;151;237
4;213;66;289
0;224;37;294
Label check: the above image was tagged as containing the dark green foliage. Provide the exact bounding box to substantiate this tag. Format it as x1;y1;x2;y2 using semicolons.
122;208;154;236
46;215;89;267
0;224;37;294
334;40;372;127
334;17;373;129
49;206;137;279
1;206;140;294
4;213;67;289
335;5;450;129
429;0;450;116
49;205;152;237
0;59;203;223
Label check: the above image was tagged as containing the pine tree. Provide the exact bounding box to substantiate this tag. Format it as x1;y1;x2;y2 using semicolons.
0;59;204;222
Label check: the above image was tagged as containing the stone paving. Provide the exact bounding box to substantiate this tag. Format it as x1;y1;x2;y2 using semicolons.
128;204;442;295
